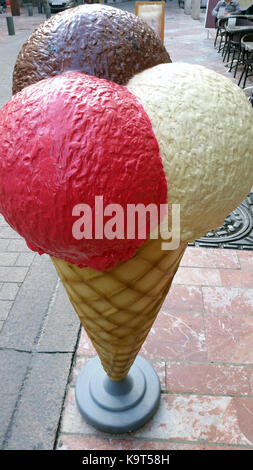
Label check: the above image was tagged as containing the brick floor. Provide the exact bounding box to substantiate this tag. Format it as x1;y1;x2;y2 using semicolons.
57;243;253;450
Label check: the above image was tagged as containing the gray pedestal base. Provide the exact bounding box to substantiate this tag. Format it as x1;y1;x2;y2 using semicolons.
75;355;161;433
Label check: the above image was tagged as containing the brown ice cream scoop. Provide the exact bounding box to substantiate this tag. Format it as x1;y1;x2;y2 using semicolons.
12;4;171;95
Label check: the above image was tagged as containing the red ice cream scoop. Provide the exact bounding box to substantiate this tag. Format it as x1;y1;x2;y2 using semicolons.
0;72;167;270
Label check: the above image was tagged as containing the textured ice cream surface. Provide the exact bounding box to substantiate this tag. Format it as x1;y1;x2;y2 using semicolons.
12;4;170;95
127;62;253;242
0;72;167;270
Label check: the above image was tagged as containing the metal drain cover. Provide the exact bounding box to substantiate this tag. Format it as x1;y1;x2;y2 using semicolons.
189;192;253;250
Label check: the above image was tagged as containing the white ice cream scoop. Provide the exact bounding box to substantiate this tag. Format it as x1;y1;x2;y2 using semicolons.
127;62;253;242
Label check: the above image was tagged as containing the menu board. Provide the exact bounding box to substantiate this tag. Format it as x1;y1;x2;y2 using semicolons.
135;2;165;43
204;0;219;29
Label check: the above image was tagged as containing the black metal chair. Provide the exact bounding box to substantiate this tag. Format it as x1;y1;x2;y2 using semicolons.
214;17;228;51
232;35;248;77
227;29;251;74
223;31;241;64
238;33;253;88
222;17;253;64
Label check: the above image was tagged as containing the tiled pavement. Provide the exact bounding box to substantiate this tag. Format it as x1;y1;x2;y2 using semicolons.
0;0;253;451
57;247;253;450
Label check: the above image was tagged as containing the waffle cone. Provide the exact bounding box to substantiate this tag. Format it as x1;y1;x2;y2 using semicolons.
51;237;186;381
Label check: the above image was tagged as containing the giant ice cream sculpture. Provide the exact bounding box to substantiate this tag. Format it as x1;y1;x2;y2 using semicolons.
0;5;253;432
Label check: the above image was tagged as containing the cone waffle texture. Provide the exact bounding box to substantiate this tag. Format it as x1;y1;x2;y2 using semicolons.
51;237;186;381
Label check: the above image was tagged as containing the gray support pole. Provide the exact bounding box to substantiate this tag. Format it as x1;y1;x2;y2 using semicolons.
191;0;201;19
184;0;192;14
6;17;15;36
28;5;33;16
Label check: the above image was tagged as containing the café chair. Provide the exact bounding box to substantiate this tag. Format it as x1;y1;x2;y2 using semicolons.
214;17;228;51
238;33;253;88
222;17;253;63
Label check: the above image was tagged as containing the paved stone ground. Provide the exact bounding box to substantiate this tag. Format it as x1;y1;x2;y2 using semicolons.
0;0;253;451
58;248;253;450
